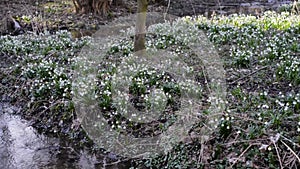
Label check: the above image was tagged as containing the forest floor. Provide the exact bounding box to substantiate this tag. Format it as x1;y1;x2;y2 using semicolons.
0;0;167;167
1;1;300;168
0;0;166;68
0;0;166;35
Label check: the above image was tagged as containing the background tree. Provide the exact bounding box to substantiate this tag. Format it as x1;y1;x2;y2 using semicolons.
72;0;112;14
292;0;299;14
134;0;148;52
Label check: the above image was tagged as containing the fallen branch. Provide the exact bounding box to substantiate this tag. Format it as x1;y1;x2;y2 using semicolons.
280;140;300;164
273;142;283;169
229;144;252;168
229;66;268;85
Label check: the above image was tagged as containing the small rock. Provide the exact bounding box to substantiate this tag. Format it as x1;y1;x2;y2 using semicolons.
241;3;251;7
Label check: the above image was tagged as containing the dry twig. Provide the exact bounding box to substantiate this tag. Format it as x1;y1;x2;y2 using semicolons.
229;144;252;168
229;66;268;85
280;140;300;164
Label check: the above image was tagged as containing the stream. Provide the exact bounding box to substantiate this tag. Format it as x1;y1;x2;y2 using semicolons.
0;102;101;169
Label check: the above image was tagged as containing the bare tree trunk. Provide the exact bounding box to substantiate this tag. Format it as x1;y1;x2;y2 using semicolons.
73;0;92;14
292;0;299;14
73;0;112;15
134;0;148;53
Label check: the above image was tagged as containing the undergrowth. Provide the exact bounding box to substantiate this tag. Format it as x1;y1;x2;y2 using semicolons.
0;11;300;168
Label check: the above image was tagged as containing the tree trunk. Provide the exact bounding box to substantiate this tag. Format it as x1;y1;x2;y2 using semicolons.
73;0;112;15
134;0;148;53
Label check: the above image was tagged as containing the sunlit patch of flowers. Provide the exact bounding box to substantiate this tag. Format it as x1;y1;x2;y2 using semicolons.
193;11;300;31
181;11;300;85
200;11;300;166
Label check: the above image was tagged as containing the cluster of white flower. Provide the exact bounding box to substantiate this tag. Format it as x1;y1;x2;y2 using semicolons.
82;18;206;127
184;11;300;84
21;58;71;101
0;31;91;103
0;30;89;59
193;11;300;31
254;90;300;130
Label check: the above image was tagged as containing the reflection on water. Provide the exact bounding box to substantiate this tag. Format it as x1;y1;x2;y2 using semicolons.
0;103;101;169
